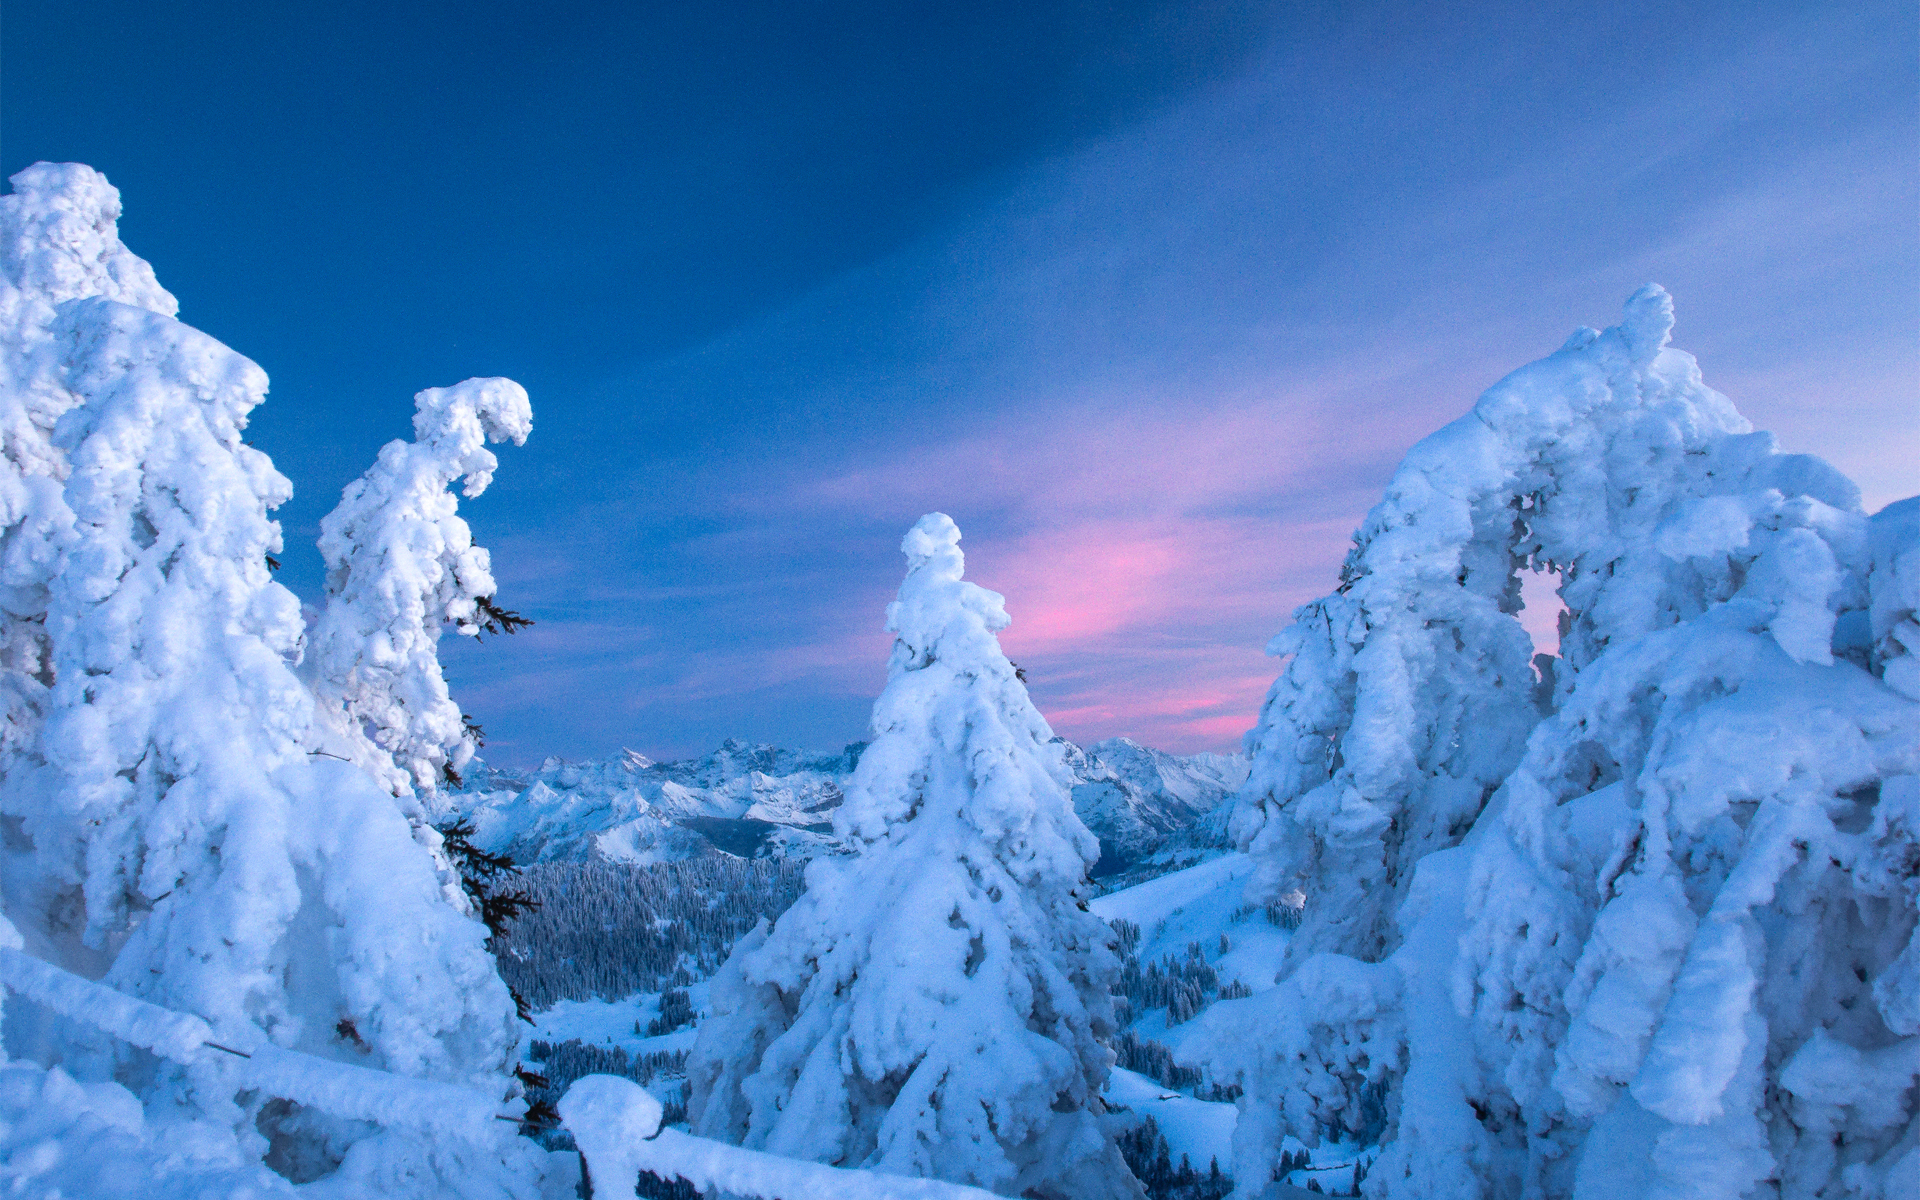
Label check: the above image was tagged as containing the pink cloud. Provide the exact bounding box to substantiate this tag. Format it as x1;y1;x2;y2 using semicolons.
733;388;1429;755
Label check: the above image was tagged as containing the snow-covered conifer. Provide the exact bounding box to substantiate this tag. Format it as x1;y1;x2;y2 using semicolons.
687;513;1141;1200
1189;288;1920;1199
0;164;176;772
0;164;544;1194
308;376;531;799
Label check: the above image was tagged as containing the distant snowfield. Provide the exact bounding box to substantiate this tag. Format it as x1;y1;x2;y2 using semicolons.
1092;852;1290;998
1106;1067;1234;1166
530;982;710;1057
1093;855;1257;1171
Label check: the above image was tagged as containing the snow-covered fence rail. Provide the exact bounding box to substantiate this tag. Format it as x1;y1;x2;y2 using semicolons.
0;946;498;1139
1;947;1003;1200
560;1075;1003;1200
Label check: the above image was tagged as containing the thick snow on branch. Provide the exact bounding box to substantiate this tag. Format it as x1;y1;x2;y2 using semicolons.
689;514;1141;1200
1190;287;1919;1199
1;941;502;1140
309;376;531;796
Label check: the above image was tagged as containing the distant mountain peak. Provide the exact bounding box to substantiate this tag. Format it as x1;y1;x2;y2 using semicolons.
450;735;1246;874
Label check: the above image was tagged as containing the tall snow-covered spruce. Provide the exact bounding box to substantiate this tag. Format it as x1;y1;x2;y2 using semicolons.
688;513;1142;1200
0;164;546;1195
1186;287;1920;1199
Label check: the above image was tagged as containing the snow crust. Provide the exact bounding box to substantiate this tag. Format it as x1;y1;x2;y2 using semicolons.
1188;286;1920;1199
687;514;1143;1200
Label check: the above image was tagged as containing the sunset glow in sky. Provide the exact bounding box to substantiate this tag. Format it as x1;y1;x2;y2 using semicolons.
8;1;1914;762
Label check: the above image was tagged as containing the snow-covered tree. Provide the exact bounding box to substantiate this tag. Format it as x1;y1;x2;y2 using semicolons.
307;376;531;799
1188;288;1920;1199
0;163;545;1194
687;513;1142;1200
0;163;177;774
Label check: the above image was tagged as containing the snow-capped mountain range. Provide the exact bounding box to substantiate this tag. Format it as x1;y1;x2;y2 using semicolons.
448;736;1247;874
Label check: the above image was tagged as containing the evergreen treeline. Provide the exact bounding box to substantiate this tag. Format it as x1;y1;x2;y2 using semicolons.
1113;1031;1201;1091
648;987;695;1036
1116;940;1221;1026
1116;1116;1231;1200
1273;1148;1369;1197
496;857;807;1008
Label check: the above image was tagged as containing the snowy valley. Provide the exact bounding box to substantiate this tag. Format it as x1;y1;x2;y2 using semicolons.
0;162;1913;1200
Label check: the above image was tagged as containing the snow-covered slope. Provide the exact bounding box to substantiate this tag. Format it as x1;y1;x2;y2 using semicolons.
450;735;1244;872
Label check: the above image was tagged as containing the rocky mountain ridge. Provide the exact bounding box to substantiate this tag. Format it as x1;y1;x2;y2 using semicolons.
448;736;1246;875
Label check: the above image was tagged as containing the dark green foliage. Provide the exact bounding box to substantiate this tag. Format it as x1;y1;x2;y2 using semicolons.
646;988;693;1037
634;1170;700;1200
1117;1116;1232;1200
513;1063;559;1135
495;858;806;1010
1275;1149;1309;1178
435;816;538;1020
1116;940;1220;1026
473;594;534;637
526;1039;688;1090
1114;1030;1203;1091
1274;1149;1367;1197
1230;900;1306;931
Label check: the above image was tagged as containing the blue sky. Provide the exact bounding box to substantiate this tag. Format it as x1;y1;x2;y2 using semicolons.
6;0;1915;764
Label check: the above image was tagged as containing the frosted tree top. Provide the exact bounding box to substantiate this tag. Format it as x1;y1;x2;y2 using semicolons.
840;513;1097;883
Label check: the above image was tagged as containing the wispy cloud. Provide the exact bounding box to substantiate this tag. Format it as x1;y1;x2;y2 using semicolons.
451;4;1915;765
